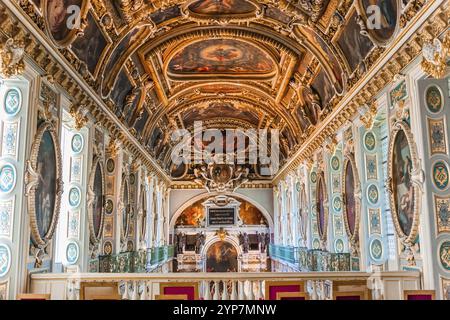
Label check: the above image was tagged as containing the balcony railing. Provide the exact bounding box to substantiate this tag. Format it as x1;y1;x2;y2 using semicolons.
29;271;421;300
88;245;174;273
269;244;352;272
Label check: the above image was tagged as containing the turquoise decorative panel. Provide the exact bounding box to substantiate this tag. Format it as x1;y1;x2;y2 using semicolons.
369;238;383;261
71;133;84;154
66;241;79;265
432;160;449;191
3;88;21;117
68;186;81;207
390;80;408;107
425;85;444;113
367;184;379;205
0;244;11;277
364;131;376;152
0;164;16;194
439;240;450;272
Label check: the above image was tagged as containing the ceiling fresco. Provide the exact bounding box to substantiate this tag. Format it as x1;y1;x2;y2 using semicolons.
18;0;407;183
167;39;276;79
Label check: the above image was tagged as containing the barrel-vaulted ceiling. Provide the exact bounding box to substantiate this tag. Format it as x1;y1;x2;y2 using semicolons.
24;0;403;180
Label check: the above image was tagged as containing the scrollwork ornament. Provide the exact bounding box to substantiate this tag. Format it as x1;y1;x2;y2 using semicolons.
0;37;25;78
421;31;450;79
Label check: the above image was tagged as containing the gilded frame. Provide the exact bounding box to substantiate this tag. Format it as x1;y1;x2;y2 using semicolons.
25;121;63;248
87;155;106;244
316;171;328;242
341;153;361;243
139;183;147;241
42;0;91;48
120;175;131;241
387;120;422;245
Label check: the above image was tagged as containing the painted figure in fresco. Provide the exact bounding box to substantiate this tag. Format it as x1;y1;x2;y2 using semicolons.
393;131;415;236
36;162;52;236
35;130;57;239
189;0;255;15
206;241;238;272
47;0;82;42
168;39;273;75
48;0;66;34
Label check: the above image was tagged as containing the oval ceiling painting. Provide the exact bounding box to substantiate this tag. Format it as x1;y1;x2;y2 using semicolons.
316;175;326;238
167;39;276;79
44;0;89;47
188;0;256;16
344;160;356;237
359;0;399;45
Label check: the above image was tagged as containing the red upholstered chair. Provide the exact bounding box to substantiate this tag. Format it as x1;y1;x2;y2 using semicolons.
332;280;371;300
264;281;305;300
333;291;364;300
159;282;199;300
404;290;435;300
276;292;308;300
155;294;189;300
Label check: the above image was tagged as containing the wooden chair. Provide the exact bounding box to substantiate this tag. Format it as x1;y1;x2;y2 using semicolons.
159;282;199;300
16;293;51;300
80;282;121;300
404;290;435;300
332;280;371;300
276;291;309;300
264;281;305;300
155;294;189;300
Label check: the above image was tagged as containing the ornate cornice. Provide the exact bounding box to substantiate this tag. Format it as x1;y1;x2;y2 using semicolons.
0;1;171;185
273;0;448;183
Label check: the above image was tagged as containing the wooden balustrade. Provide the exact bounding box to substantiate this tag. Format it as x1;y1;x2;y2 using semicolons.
29;271;421;300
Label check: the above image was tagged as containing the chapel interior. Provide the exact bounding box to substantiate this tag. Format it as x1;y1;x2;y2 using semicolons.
0;0;449;301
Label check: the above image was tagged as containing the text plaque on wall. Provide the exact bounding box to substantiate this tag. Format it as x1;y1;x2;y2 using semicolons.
208;208;236;226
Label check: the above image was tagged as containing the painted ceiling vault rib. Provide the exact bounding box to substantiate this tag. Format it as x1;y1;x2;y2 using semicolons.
2;0;171;183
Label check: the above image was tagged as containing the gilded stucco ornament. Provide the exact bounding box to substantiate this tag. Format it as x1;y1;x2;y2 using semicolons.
421;30;450;79
0;37;25;78
358;101;378;130
69;104;89;130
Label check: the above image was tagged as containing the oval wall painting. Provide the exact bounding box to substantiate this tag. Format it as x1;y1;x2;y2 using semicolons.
392;129;415;237
122;180;129;237
35;129;57;238
316;176;325;237
344;161;356;236
92;162;104;238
